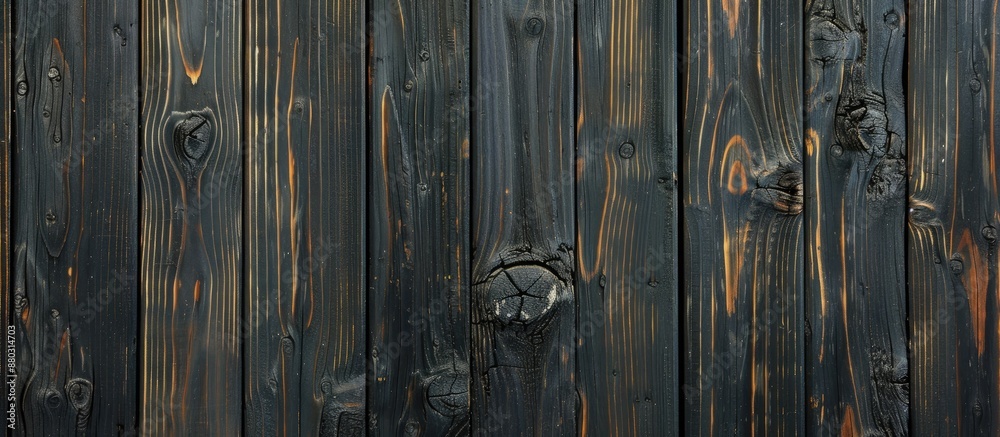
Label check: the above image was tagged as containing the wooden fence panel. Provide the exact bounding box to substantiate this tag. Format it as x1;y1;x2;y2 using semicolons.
681;0;805;434
804;0;910;434
368;0;471;435
139;0;242;433
471;0;576;434
908;0;1000;433
576;0;679;434
243;0;368;434
0;0;9;429
12;0;138;434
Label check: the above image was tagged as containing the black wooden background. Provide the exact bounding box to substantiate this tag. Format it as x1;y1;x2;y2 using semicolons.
0;0;996;435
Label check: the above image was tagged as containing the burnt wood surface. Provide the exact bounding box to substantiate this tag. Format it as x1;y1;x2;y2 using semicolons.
908;0;1000;434
7;1;1000;435
576;0;679;435
681;0;805;434
470;0;576;434
368;0;470;435
12;0;138;434
0;0;9;430
243;0;367;434
139;0;242;433
804;0;910;434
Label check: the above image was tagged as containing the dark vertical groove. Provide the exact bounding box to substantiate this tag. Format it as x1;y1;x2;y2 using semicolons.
238;0;246;432
467;0;475;434
676;0;687;433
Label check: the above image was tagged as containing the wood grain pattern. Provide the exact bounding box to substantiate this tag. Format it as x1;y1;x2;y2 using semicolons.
368;0;470;435
908;0;1000;433
243;0;367;434
12;0;138;434
471;0;576;434
139;0;241;433
576;0;679;434
805;0;909;434
680;0;804;434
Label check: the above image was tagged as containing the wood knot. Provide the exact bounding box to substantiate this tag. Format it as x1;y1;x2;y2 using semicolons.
14;293;27;314
908;201;938;226
866;158;905;201
837;97;889;154
174;114;211;161
484;264;567;326
751;166;803;214
426;371;469;417
618;141;635;159
172;109;215;188
808;19;857;63
280;336;294;355
44;390;62;409
66;378;94;430
525;17;545;36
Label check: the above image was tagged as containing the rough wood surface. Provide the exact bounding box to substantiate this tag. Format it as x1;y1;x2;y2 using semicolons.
680;0;805;434
368;0;470;435
576;0;679;434
804;0;910;434
908;0;1000;433
139;0;241;433
243;0;367;435
470;0;576;434
12;0;138;434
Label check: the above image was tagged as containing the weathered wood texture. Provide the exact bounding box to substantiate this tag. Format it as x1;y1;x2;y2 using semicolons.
139;0;241;434
681;0;804;434
471;0;576;434
12;0;138;434
908;0;1000;434
804;0;910;435
243;0;367;435
368;0;470;435
576;0;679;434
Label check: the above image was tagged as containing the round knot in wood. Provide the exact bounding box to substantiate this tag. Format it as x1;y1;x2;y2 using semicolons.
486;265;565;326
426;371;469;417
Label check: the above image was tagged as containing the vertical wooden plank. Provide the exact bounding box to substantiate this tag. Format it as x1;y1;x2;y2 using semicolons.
805;0;909;434
470;0;575;434
368;0;470;435
139;0;241;434
576;0;678;434
680;0;804;434
243;0;367;434
908;0;1000;433
12;0;138;434
0;0;10;430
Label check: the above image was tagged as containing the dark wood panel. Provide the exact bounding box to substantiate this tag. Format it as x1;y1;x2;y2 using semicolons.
680;0;804;434
12;0;138;434
470;0;576;434
576;0;679;434
368;0;470;435
805;0;909;434
0;0;10;430
139;0;241;434
908;0;1000;433
243;0;368;434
